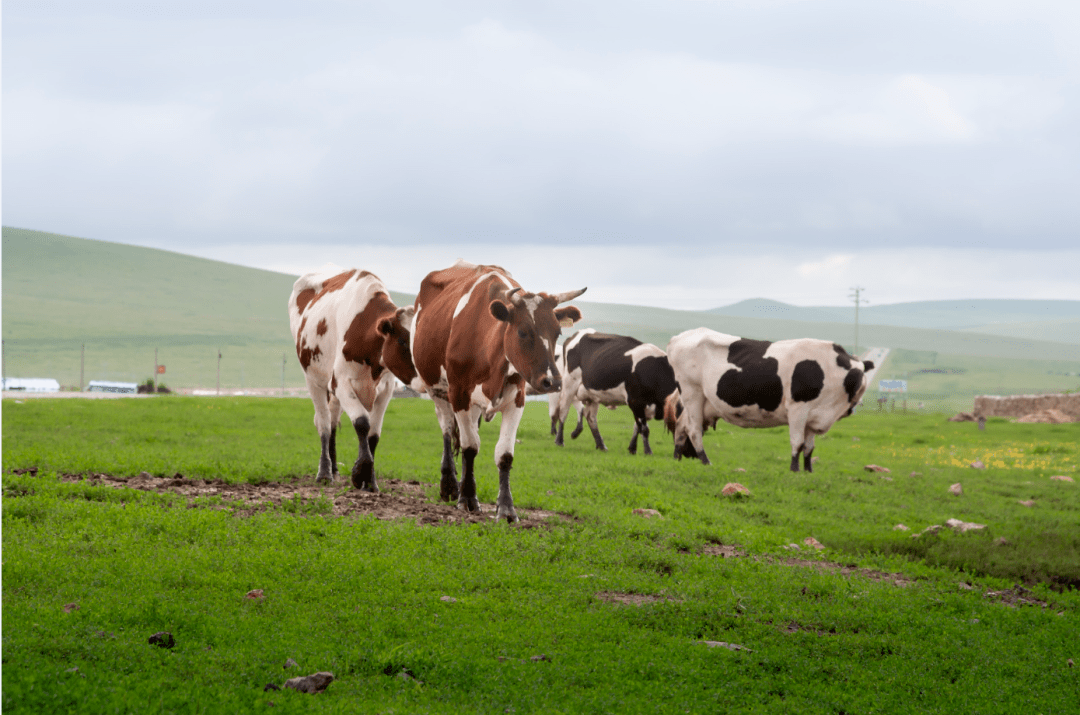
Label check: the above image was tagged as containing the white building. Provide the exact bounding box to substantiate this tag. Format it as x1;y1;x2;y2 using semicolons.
2;378;61;392
86;380;138;394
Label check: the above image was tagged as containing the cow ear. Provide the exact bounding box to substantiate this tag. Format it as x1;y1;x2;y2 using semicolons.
554;306;582;328
490;300;512;323
396;305;416;332
862;360;875;371
378;317;395;336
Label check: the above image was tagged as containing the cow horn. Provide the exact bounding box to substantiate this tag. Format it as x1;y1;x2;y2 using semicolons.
507;287;525;306
552;287;587;304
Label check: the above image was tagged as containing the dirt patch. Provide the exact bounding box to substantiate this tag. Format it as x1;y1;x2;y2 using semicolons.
773;557;918;587
700;544;744;558
57;472;568;527
595;591;679;606
983;586;1049;608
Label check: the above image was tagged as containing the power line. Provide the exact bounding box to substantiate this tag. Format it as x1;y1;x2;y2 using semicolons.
848;286;868;355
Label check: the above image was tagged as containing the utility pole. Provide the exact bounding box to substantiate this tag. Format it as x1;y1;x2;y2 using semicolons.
216;348;222;395
848;286;868;356
154;348;159;392
81;344;85;391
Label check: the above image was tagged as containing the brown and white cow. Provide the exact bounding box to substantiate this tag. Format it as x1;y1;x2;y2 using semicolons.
288;264;417;490
410;260;585;522
663;328;873;471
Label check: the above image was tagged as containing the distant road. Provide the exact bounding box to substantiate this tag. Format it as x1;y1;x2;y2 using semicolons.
860;347;889;387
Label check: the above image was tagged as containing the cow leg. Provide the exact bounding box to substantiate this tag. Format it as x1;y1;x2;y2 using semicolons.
554;389;573;446
627;406;649;455
454;404;484;513
328;393;343;478
803;434;817;473
308;379;336;485
684;393;711;465
492;399;524;523
788;410;810;473
349;415;377;491
584;403;607;451
570;404;585;440
354;375;397;492
432;397;459;502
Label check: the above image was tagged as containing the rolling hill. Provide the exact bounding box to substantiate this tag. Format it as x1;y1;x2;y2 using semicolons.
3;227;1078;404
710;297;1080;341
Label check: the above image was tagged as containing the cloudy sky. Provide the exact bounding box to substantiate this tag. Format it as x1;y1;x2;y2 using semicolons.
4;0;1079;309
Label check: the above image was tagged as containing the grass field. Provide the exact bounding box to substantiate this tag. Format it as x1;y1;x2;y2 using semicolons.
3;396;1078;713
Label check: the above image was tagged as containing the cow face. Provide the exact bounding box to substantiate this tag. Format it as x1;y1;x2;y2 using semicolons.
489;288;584;394
378;306;418;385
663;392;699;460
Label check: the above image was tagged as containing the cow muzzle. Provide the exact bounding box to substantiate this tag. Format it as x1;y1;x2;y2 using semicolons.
533;375;561;395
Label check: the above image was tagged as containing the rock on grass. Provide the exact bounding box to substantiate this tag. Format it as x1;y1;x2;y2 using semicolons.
283;672;334;694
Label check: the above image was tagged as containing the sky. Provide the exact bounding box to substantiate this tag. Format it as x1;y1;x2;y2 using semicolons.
4;0;1079;310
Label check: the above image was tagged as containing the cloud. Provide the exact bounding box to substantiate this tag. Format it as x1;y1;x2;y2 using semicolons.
2;0;1079;273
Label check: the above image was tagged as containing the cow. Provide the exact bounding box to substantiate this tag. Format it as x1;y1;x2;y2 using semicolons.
663;328;874;471
554;329;678;455
288;264;417;490
548;350;584;438
410;260;585;522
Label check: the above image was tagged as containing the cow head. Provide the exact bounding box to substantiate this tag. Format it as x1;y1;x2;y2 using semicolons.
378;305;418;385
663;391;700;460
489;287;585;394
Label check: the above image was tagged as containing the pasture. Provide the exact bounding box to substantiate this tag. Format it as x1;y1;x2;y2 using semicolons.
3;396;1079;713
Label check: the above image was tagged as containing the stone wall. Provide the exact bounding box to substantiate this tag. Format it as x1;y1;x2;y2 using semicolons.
973;393;1080;420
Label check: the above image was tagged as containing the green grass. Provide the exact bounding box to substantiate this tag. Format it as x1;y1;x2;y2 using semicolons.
4;397;1079;713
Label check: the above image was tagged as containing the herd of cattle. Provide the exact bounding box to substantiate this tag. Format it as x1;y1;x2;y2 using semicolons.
289;261;875;522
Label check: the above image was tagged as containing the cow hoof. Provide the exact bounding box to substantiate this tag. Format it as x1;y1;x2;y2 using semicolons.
457;497;481;512
440;477;460;502
495;506;519;523
315;474;334;486
357;481;379;493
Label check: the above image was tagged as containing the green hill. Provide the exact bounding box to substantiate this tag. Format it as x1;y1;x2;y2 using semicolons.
1;228;410;390
3;227;1078;405
710;297;1080;341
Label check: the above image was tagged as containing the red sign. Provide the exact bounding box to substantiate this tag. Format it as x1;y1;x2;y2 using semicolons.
157;365;166;374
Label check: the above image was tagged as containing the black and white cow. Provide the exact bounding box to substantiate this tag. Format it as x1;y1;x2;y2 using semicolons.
555;329;679;455
548;350;584;437
663;328;873;471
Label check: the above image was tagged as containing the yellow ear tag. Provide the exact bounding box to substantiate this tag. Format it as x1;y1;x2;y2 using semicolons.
559;317;575;328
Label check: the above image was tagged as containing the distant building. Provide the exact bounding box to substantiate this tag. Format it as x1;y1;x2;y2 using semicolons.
87;380;138;394
2;378;61;392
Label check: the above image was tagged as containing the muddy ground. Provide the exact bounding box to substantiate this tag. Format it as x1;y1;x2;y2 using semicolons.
53;470;566;527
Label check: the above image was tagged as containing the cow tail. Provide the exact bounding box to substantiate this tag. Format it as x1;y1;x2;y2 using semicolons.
451;417;461;456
